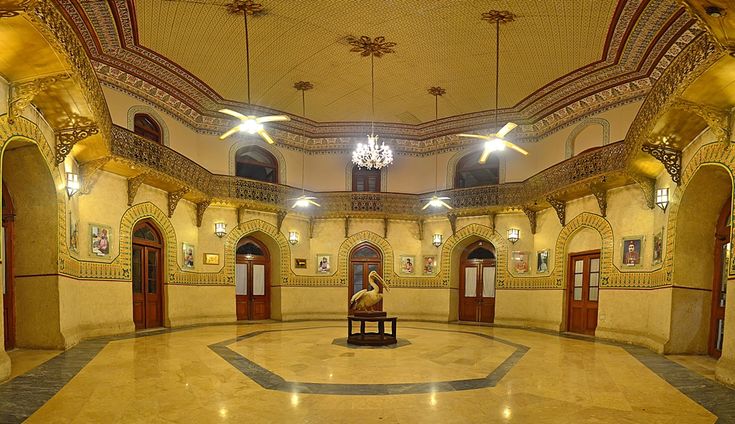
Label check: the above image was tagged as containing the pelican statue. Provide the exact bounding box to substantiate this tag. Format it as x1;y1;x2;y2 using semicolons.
350;271;390;311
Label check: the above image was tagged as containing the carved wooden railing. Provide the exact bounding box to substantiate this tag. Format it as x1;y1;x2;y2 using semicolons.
110;125;629;216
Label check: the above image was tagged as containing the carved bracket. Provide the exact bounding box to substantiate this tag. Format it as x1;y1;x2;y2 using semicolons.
196;199;211;228
671;98;731;143
237;206;246;224
589;184;608;217
418;219;424;241
79;156;110;195
167;188;189;218
641;143;682;185
9;73;71;123
488;213;496;231
344;216;351;238
276;210;287;233
546;197;566;226
309;217;315;239
630;173;656;209
522;206;537;234
127;173;147;206
447;213;457;235
55;125;99;165
383;217;389;239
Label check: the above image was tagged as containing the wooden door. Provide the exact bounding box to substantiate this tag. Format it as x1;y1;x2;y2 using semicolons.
459;241;496;323
348;243;383;314
235;238;270;320
132;221;164;330
710;199;730;358
567;251;601;335
2;184;15;350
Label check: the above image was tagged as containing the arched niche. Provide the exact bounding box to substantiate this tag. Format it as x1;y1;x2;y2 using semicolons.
127;105;170;146
228;139;286;183
565;118;610;159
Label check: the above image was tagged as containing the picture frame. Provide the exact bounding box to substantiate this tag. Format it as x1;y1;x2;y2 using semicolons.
622;236;644;267
69;209;79;254
536;249;550;274
511;251;529;274
316;254;331;273
203;253;220;265
295;258;307;269
90;223;111;257
422;255;436;275
652;229;663;265
400;255;416;274
182;242;195;269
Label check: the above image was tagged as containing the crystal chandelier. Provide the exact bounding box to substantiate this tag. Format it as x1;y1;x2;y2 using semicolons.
349;35;395;170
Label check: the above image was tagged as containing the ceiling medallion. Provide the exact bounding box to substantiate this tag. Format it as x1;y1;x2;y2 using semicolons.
225;0;265;16
427;86;446;97
480;10;516;24
350;35;396;170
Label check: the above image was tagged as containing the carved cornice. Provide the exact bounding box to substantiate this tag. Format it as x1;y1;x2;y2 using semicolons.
55;125;99;165
641;143;683;185
167;187;189;218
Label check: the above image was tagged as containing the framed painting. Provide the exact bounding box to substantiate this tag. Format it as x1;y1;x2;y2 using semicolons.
90;223;111;257
652;229;663;265
295;258;307;269
536;249;550;274
316;254;331;273
400;255;415;274
182;242;195;269
422;255;436;275
511;251;529;274
622;236;643;267
203;253;219;265
69;210;79;254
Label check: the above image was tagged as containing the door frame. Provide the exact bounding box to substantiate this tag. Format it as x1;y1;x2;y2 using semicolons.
235;237;271;320
709;198;730;358
348;242;383;313
565;249;601;335
132;219;165;329
2;183;15;350
458;240;497;323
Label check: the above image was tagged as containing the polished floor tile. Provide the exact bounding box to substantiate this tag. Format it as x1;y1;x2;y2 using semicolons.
667;354;718;381
0;322;731;423
7;349;62;381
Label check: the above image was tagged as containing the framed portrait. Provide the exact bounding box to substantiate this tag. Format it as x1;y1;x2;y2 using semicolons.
511;251;529;274
400;255;416;274
652;229;663;265
422;255;436;275
295;258;307;269
182;242;195;269
90;224;111;257
69;210;79;254
203;253;219;265
316;254;331;273
536;249;550;274
622;236;643;267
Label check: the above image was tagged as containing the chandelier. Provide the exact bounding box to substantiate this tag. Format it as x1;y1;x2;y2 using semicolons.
348;35;395;170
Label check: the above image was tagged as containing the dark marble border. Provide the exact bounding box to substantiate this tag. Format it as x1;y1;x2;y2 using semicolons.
208;326;529;395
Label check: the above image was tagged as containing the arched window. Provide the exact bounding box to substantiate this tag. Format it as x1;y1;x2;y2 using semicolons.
454;152;500;188
133;113;162;143
352;166;381;192
235;146;278;183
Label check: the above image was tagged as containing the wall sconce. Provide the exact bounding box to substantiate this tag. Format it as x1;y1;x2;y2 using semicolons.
432;233;443;247
655;188;669;212
288;231;299;245
507;228;520;244
214;222;227;238
66;172;80;197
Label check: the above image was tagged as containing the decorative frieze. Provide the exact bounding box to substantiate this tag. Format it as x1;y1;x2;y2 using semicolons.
55;125;99;165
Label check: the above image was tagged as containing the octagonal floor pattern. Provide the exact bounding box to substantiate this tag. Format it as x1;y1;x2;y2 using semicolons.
0;321;733;423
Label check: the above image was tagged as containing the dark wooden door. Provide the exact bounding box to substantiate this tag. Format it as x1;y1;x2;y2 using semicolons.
2;183;15;350
235;238;270;320
567;251;600;335
348;243;383;314
710;199;730;358
459;241;496;323
132;221;164;330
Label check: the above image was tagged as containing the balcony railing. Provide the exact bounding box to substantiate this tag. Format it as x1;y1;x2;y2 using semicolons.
110;125;629;216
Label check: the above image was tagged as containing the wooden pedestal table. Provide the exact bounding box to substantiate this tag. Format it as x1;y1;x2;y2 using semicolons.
347;314;398;346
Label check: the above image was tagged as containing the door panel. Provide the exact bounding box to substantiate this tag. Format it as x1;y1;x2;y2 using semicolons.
251;264;268;320
234;241;270;321
132;245;145;330
145;249;162;328
132;221;164;330
480;265;496;323
458;243;496;324
236;263;248;320
567;252;600;335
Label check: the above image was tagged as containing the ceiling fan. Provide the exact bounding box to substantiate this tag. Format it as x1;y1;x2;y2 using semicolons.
288;81;320;208
218;1;290;143
422;87;452;210
459;10;528;164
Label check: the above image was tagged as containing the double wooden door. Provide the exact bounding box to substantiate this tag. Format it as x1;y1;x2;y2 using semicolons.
132;221;164;329
567;251;600;335
459;242;496;323
710;199;730;358
2;184;15;350
235;238;270;320
348;243;383;314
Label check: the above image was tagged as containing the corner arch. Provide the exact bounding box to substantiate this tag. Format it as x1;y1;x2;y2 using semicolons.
445;148;506;188
338;231;395;281
229;139;286;182
127;105;170;146
565;118;610;159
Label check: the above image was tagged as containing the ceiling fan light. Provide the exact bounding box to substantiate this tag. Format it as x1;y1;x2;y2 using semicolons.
429;198;443;207
240;119;263;134
486;138;505;152
294;198;310;208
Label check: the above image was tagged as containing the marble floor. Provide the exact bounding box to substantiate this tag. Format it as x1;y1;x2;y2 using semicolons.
1;321;734;423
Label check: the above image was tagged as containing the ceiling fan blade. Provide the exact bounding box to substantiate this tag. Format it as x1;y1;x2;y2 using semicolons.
257;115;291;123
219;109;247;120
308;200;321;207
479;148;492;164
438;196;451;200
504;141;529;155
421;201;431;210
458;133;491;140
439;200;453;209
257;129;275;144
496;122;518;138
219;125;240;140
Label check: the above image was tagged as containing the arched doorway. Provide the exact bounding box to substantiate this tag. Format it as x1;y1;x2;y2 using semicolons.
566;250;600;335
710;198;730;358
132;220;164;329
349;243;383;314
2;183;15;350
459;241;496;323
235;237;271;320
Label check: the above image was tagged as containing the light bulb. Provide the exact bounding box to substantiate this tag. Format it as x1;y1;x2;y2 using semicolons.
486;138;505;152
240;119;263;134
295;198;310;208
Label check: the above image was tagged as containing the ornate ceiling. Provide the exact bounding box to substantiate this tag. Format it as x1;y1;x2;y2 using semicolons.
55;0;701;142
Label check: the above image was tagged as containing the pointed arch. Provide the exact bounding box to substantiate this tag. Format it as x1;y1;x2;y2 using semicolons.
224;219;291;285
446;148;506;188
565;118;610;159
119;202;177;284
441;223;508;286
229;139;286;182
127;105;169;146
554;212;614;288
338;231;395;282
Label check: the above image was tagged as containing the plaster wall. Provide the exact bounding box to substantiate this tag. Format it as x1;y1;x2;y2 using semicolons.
383;288;449;321
166;285;235;326
494;289;564;331
279;287;346;320
595;288;671;353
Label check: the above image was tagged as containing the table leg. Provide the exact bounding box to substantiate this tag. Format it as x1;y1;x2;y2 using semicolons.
348;319;352;338
393;319;397;339
360;321;365;340
379;321;384;340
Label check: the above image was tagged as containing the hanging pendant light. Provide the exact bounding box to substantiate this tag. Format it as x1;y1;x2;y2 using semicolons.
422;87;452;210
349;35;396;170
289;81;320;208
